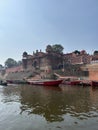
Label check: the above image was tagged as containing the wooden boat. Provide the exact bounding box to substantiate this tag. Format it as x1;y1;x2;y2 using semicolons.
70;80;81;85
28;79;63;86
0;81;7;86
62;79;81;85
58;74;81;85
6;80;13;84
91;80;98;88
62;80;71;85
79;80;91;86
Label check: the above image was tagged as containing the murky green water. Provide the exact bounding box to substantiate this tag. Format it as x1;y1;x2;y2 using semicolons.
0;84;98;130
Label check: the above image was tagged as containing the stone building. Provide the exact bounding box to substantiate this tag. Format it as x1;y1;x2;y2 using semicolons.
64;50;92;65
80;52;98;80
22;46;63;73
22;46;98;79
91;53;98;64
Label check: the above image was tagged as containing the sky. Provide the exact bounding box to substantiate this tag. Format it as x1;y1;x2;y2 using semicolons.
0;0;98;65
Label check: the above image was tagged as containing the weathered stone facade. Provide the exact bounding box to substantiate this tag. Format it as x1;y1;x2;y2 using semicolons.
64;50;92;65
22;50;63;72
22;48;98;80
81;63;98;80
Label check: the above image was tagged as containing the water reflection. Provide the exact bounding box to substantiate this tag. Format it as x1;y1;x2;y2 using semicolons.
2;85;98;123
2;85;21;103
20;85;64;122
19;85;98;122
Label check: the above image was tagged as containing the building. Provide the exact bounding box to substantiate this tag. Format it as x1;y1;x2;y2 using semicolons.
22;46;63;73
22;46;98;80
81;52;98;80
64;50;92;65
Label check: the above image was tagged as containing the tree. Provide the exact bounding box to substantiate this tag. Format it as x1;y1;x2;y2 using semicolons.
17;60;22;66
94;50;98;55
46;45;53;53
0;64;4;70
5;58;17;68
0;64;3;68
74;50;80;55
52;44;64;54
46;44;64;54
47;44;64;54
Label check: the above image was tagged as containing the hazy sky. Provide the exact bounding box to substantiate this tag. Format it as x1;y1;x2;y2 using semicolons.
0;0;97;65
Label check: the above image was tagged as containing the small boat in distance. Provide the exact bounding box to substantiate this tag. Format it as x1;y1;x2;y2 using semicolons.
6;80;28;84
27;79;63;86
0;80;7;86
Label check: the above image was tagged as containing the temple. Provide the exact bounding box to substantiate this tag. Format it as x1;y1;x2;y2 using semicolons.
22;45;63;72
2;45;98;81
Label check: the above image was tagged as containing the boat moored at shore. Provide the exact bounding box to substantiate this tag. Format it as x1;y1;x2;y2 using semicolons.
27;79;63;86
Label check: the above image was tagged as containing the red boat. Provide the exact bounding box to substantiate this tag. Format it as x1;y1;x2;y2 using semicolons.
28;79;63;86
91;80;98;88
70;80;81;85
62;80;81;85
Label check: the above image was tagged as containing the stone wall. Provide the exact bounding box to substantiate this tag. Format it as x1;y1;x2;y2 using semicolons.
22;51;63;72
89;71;98;80
81;64;98;80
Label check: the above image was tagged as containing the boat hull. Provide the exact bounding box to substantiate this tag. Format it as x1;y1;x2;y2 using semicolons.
70;81;81;85
28;79;63;86
62;80;81;85
0;82;7;86
6;80;28;84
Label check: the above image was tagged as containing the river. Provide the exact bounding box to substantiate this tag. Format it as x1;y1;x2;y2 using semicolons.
0;84;98;130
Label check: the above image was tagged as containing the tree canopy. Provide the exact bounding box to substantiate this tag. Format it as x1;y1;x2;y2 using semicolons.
94;50;98;55
74;50;80;55
5;58;18;68
46;44;64;54
0;64;3;68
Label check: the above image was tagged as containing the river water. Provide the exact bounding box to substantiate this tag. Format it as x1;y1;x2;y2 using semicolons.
0;84;98;130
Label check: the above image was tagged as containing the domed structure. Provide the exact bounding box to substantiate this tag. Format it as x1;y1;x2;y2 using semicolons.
23;52;28;57
46;45;53;53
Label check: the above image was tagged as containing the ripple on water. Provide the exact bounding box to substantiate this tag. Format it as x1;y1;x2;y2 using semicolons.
0;85;98;130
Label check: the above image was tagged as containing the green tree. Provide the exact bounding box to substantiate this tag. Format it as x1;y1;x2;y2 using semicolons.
17;60;22;66
52;44;64;54
46;44;64;54
74;50;80;55
5;58;17;68
94;50;98;55
0;64;3;68
46;45;53;53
